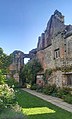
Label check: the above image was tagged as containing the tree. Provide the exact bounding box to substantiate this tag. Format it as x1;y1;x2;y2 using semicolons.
0;48;3;55
0;47;13;74
19;59;43;86
0;70;6;84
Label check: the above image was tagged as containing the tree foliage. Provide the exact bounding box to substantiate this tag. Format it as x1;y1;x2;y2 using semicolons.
19;59;42;85
0;70;6;85
0;47;13;74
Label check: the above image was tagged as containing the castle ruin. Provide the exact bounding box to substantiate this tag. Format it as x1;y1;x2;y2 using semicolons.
36;10;72;87
9;10;72;87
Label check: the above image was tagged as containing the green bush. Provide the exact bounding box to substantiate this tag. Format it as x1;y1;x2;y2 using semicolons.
30;84;37;90
42;84;72;104
20;59;42;85
6;77;19;88
62;87;71;95
63;94;72;104
43;84;52;95
0;83;27;117
0;70;6;84
0;98;4;111
0;84;16;111
43;84;57;96
36;85;43;92
57;88;64;98
57;87;71;98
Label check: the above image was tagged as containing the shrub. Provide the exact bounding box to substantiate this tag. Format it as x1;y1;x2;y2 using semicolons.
62;87;71;95
20;83;27;88
63;94;72;104
57;88;65;98
0;98;4;112
0;70;6;84
36;85;43;92
0;84;27;118
0;84;16;111
43;84;52;95
57;87;71;98
30;84;37;90
43;84;57;96
42;84;72;104
6;77;19;88
20;59;42;86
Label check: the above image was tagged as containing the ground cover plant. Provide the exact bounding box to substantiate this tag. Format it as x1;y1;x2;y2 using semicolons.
31;83;72;104
16;89;72;119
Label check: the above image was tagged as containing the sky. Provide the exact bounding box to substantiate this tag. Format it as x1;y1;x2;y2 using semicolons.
0;0;72;58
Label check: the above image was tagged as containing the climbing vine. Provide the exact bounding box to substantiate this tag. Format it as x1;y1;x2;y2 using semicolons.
43;68;52;84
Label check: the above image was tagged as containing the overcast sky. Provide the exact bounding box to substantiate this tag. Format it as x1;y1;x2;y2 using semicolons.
0;0;72;57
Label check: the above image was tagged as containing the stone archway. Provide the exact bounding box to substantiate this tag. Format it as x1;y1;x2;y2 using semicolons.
9;49;37;82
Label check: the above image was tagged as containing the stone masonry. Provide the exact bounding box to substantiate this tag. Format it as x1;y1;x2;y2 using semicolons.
36;10;72;87
9;10;72;87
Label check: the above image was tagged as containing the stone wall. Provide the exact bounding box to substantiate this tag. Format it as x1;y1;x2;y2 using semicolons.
36;10;72;87
12;50;24;72
36;33;65;71
36;45;55;70
36;10;72;70
9;10;72;87
65;35;72;66
46;70;69;87
36;50;47;70
52;33;65;67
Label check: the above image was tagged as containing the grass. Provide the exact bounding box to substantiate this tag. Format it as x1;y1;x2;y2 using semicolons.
15;89;72;119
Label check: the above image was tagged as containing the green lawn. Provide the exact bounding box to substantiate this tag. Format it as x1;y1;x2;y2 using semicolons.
16;89;72;119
